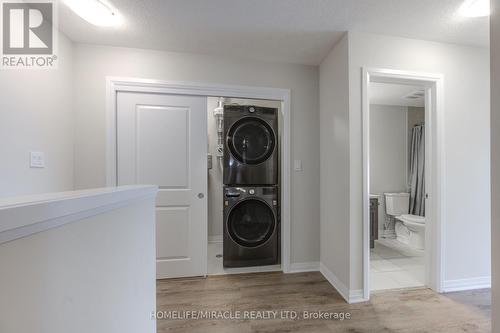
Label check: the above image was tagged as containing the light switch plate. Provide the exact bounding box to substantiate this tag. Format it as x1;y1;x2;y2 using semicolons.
294;159;303;171
30;151;45;168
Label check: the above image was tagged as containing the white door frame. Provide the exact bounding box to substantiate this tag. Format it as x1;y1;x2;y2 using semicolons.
105;77;292;274
362;68;445;300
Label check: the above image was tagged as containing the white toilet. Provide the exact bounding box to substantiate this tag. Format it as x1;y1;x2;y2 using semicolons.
398;214;425;250
384;193;426;250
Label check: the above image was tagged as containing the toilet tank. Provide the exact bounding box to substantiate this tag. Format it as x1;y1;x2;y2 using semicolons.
384;193;410;216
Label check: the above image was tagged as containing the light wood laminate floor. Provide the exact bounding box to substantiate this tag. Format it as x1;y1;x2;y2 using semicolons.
156;272;490;333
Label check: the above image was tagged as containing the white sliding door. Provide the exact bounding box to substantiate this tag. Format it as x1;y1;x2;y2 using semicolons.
117;92;207;278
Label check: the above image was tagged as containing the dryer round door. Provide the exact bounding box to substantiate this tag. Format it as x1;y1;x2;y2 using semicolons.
227;199;276;247
227;117;276;165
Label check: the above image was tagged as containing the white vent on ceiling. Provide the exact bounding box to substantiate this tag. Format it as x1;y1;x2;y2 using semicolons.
403;90;425;100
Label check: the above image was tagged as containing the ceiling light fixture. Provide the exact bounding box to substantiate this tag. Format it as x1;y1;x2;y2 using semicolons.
458;0;490;17
63;0;123;27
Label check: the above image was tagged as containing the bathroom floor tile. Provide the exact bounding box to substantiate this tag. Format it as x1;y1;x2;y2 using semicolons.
388;270;425;288
371;258;403;272
370;252;384;260
388;257;423;270
370;238;425;292
371;271;403;291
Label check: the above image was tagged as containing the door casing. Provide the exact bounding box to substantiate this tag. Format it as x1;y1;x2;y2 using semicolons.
361;68;445;301
106;77;292;274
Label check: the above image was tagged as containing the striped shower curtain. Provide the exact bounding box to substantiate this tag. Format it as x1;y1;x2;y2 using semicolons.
409;125;425;216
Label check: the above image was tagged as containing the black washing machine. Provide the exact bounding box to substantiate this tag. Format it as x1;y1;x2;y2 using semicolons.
223;186;280;268
223;105;278;185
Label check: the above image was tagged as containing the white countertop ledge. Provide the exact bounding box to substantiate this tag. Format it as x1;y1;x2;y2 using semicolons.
0;185;158;245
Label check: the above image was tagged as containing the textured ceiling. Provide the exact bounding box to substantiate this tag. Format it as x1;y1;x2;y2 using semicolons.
371;83;425;107
58;0;489;65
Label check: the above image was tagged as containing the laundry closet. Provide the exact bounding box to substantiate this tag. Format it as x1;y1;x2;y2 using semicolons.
207;97;282;275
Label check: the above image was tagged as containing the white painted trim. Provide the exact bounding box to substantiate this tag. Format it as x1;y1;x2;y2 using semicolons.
362;68;371;301
443;277;491;292
289;262;320;273
405;107;409;191
348;290;366;304
106;77;292;274
362;68;445;300
320;263;349;302
320;263;366;303
208;235;223;244
0;186;158;244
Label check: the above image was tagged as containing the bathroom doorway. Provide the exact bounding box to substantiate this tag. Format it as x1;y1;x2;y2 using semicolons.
368;83;426;291
362;68;445;299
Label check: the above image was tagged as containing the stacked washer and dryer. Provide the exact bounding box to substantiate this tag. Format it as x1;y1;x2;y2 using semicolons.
222;105;280;268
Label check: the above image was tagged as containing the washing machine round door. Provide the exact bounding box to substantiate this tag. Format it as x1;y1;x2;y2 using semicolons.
227;117;275;165
227;199;276;247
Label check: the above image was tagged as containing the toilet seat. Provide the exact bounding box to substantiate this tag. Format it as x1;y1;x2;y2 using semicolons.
398;214;425;224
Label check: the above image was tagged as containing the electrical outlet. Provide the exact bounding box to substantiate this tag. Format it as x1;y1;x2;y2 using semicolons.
30;151;45;168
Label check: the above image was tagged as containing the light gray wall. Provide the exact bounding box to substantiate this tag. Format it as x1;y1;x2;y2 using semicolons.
207;97;281;239
73;44;320;264
319;34;350;289
490;0;500;330
370;104;408;229
347;32;491;291
0;32;74;197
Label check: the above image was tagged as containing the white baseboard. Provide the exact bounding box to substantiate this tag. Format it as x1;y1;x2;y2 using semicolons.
319;263;367;304
208;235;223;244
348;289;365;303
319;263;348;303
289;261;319;273
442;276;491;292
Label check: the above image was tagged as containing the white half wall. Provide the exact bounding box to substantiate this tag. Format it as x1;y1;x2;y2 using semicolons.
490;0;500;331
0;196;157;333
73;44;320;264
319;34;351;297
347;32;491;292
0;32;74;197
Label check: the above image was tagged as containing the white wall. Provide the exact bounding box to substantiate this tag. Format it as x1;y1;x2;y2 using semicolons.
490;0;500;330
0;199;157;333
347;32;491;291
73;44;320;264
370;104;408;229
0;32;74;197
319;34;351;295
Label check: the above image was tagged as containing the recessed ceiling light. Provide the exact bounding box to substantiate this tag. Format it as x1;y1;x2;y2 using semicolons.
458;0;490;18
63;0;123;27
